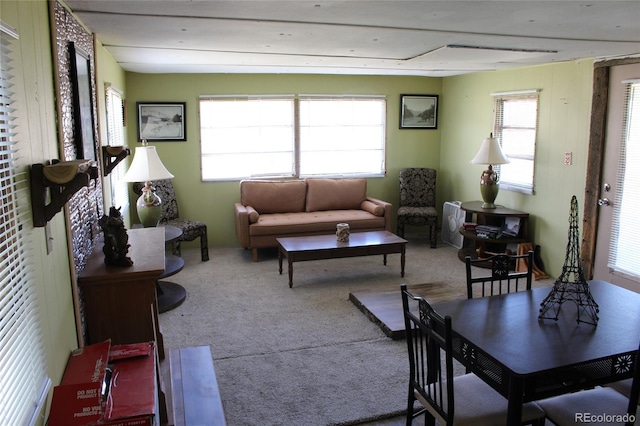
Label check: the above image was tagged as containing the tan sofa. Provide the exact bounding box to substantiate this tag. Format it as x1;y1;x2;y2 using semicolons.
234;178;393;261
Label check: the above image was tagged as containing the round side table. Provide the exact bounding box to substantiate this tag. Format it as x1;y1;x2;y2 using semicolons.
158;225;186;312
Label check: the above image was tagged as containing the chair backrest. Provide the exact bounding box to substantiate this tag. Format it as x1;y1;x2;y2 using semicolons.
401;283;455;425
132;179;179;221
465;251;534;299
399;168;436;208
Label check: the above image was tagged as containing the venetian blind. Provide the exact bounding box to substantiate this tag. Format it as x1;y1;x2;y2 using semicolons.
608;81;640;281
0;21;50;425
492;90;539;195
105;84;128;213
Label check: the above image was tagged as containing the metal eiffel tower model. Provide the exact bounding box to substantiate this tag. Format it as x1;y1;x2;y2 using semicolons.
538;196;599;325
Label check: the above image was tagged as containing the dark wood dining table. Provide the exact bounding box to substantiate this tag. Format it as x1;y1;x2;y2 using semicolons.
432;280;640;425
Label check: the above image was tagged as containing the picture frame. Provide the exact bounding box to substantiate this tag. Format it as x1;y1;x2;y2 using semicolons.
137;102;186;141
69;42;96;160
400;94;439;129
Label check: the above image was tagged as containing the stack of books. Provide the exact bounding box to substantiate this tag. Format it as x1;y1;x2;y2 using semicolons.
475;225;502;239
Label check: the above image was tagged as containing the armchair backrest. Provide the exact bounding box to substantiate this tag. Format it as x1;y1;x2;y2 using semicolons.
399;168;436;208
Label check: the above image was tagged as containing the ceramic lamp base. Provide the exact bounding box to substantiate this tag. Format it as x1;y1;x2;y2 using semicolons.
136;184;162;227
479;167;499;209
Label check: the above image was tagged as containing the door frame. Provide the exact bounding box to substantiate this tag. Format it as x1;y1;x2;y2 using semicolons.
582;57;640;279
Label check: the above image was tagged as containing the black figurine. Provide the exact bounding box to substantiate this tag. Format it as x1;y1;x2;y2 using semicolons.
98;206;133;267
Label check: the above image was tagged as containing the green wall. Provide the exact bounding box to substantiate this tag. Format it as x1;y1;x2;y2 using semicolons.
440;60;595;275
127;61;596;276
125;73;442;247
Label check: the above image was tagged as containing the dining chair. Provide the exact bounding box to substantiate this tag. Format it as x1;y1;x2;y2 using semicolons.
465;250;534;299
133;179;209;261
397;168;438;248
537;386;639;425
401;284;546;426
536;339;640;426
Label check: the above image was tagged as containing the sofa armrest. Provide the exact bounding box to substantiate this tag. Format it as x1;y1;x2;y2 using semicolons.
234;203;251;248
366;197;393;232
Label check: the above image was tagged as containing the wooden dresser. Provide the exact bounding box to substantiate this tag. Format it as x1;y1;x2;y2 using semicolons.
78;227;165;358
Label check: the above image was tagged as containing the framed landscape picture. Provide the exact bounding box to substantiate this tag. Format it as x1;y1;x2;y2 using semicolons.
137;102;186;141
400;94;439;129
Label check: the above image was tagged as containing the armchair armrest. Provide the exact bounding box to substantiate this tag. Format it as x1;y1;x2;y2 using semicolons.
366;197;393;232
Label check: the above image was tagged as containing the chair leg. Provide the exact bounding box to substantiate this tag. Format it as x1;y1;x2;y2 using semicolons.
406;386;416;426
172;241;181;257
430;224;436;248
200;230;209;262
397;223;405;238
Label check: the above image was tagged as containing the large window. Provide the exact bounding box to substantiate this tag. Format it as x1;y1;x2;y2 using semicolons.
492;90;540;194
104;84;128;213
0;22;50;425
199;95;386;180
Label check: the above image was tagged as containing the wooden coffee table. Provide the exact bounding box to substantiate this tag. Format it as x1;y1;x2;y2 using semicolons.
276;231;407;287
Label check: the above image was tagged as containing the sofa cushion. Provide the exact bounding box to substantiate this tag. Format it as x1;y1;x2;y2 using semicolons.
249;210;385;236
240;180;307;214
246;206;260;223
361;200;384;217
305;178;367;212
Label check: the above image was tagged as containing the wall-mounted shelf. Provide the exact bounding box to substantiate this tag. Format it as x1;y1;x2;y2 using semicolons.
102;145;130;176
30;160;99;227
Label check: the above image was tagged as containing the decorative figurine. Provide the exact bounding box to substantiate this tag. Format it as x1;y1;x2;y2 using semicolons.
98;206;133;267
539;196;599;325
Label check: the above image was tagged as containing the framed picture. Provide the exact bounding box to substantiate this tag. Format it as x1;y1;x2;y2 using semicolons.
137;102;186;141
400;94;439;129
69;42;96;160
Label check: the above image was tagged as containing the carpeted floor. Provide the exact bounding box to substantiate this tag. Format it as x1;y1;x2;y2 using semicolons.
159;235;553;425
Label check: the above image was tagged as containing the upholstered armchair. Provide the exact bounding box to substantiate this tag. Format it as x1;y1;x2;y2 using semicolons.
397;168;438;248
133;180;209;261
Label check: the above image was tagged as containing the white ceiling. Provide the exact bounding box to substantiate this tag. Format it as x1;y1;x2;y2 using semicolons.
65;1;640;77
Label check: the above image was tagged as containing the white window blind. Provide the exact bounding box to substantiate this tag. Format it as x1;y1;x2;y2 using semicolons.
199;96;295;180
199;95;386;181
105;84;128;213
0;22;50;426
492;91;539;194
298;96;386;177
608;81;640;280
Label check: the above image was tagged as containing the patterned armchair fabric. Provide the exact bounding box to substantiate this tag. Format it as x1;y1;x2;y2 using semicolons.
397;168;438;248
133;179;209;261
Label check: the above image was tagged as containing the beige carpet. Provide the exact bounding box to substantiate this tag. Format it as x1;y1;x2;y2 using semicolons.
159;236;554;425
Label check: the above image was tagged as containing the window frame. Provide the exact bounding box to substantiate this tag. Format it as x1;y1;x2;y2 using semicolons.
492;90;540;195
198;95;387;181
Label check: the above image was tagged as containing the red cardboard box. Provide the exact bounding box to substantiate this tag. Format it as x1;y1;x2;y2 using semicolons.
48;341;157;426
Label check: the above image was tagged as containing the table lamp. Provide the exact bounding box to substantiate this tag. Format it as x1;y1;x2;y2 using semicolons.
470;133;509;209
123;140;174;227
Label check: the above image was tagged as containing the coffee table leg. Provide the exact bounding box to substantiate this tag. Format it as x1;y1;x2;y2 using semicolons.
383;254;387;265
278;249;283;274
400;245;406;277
288;259;294;288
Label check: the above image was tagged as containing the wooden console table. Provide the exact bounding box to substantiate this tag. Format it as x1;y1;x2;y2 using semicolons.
78;227;165;359
458;201;529;263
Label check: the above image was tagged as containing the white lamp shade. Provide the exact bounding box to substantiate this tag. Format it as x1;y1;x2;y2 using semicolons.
123;146;174;182
470;135;510;165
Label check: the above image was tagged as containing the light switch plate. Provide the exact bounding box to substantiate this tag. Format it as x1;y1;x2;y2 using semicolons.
564;152;572;165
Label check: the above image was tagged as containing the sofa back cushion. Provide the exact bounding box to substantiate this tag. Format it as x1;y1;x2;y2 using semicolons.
240;180;307;214
305;178;367;212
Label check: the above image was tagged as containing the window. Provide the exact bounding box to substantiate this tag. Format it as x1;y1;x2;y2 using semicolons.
105;84;128;213
492;90;540;194
609;81;640;280
0;22;50;425
199;95;386;180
